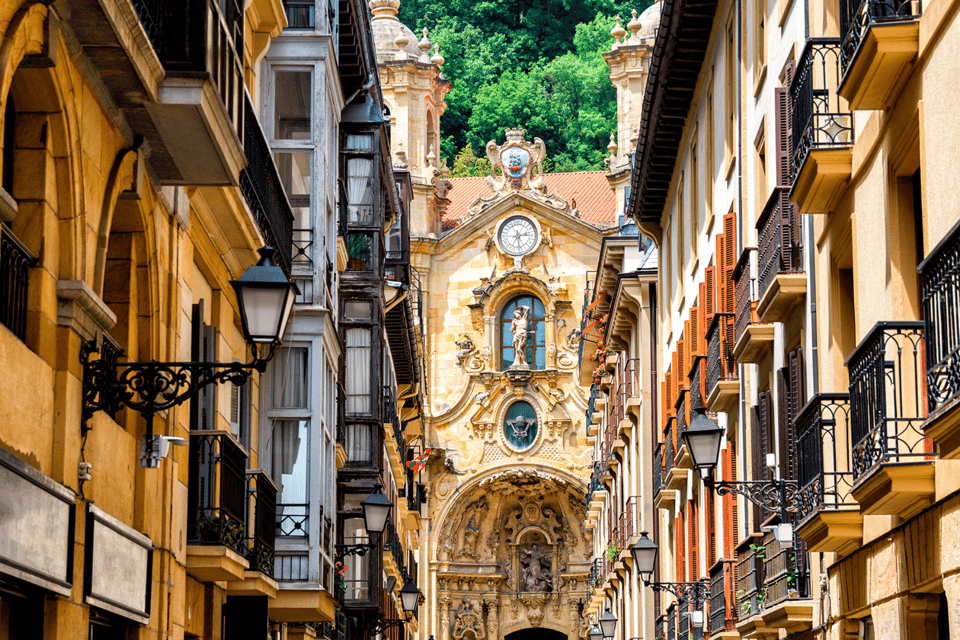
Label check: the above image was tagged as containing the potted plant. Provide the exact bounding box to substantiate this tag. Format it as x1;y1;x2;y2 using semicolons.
346;234;370;269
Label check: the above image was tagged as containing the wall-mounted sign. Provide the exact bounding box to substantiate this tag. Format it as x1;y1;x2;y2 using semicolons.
85;504;152;624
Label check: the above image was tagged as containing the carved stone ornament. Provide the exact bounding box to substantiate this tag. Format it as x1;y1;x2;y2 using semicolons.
464;130;572;218
455;333;485;372
453;600;486;640
519;593;550;626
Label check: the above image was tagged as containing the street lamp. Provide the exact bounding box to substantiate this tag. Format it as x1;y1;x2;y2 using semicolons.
599;607;618;639
682;407;798;524
336;484;394;558
80;246;299;467
399;577;420;616
629;532;708;606
588;624;604;640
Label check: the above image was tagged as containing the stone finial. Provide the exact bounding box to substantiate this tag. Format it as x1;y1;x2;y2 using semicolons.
607;133;618;157
629;125;640;147
440;157;450;177
426;144;437;169
610;15;626;48
627;9;642;40
431;43;445;67
395;34;410;60
419;27;432;52
369;0;400;21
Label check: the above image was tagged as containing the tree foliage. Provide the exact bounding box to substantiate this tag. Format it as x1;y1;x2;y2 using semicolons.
398;0;652;172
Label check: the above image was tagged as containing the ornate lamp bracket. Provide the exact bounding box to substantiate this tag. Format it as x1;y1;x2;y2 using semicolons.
709;477;799;520
646;580;709;606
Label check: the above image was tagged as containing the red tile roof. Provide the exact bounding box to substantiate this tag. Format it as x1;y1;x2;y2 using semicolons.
442;171;617;230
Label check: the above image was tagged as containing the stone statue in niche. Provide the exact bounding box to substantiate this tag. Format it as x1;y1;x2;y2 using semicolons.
458;511;482;559
455;334;477;367
520;543;552;592
510;306;530;369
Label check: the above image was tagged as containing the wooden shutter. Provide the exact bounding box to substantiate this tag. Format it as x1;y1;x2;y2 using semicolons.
750;403;764;530
676;509;686;581
721;212;737;313
691;306;701;357
774;87;792;188
689;499;699;580
707;481;717;567
724;441;740;555
677;339;687;389
705;266;717;322
661;380;669;431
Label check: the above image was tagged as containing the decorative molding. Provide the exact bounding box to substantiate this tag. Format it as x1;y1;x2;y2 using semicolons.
56;280;118;339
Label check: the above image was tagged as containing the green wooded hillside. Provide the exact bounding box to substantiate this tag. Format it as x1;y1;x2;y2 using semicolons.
397;0;653;175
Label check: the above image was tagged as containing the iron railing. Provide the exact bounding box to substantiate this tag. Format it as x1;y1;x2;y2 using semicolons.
283;0;316;28
675;390;688;442
240;93;295;275
132;0;245;134
847;321;931;480
656;617;664;640
275;550;309;581
756;187;802;301
796;394;857;522
708;559;737;636
384;519;406;578
735;535;765;619
690;356;705;411
654;443;664;496
619;495;639;543
706;313;737;397
277;503;309;537
921;220;960;416
188;431;248;554
663;419;675;477
840;0;922;74
790;38;853;182
246;470;277;576
733;249;757;347
666;604;677;640
293;228;315;267
588;557;604;589
0;224;36;341
762;527;809;607
336;383;346;446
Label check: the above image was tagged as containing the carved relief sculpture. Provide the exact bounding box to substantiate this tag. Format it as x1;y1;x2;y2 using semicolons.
485;598;500;640
453;600;485;640
520;544;552;592
455;333;477;367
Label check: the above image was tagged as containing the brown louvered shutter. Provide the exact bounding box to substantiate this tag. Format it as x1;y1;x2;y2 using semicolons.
676;509;686;581
722;213;737;313
691;306;701;357
775;87;792;188
776;368;794;480
661;380;669;431
726;441;740;552
707;480;717;567
677;339;687;389
665;371;674;419
705;266;717;322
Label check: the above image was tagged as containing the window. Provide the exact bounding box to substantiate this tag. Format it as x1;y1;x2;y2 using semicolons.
264;347;311;535
501;295;546;370
504;401;538;451
345;157;374;225
274;70;312;140
724;13;736;176
275;151;311;230
345;328;372;413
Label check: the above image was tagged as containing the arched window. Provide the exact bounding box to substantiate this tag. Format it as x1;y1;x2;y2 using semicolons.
501;294;545;369
504;401;538;451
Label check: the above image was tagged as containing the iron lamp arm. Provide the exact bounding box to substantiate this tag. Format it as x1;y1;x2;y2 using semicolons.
708;476;799;520
643;580;709;606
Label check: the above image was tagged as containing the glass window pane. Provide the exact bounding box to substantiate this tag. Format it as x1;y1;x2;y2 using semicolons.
274;70;312;139
346;423;373;462
271;347;308;408
275;152;312;228
346;158;374;224
344;300;371;319
345;329;371;413
272;419;309;504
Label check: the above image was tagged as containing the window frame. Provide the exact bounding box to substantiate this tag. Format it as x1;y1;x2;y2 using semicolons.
499;294;547;370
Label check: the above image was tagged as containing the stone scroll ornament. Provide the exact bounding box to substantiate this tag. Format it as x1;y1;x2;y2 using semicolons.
453;601;486;640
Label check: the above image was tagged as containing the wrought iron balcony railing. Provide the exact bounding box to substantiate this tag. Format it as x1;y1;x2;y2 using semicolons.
690;356;705;411
733;249;758;346
796;394;857;521
840;0;922;74
619;495;639;544
706;313;737;397
336;383;346;446
240;94;295;275
0;224;36;341
132;0;245;134
293;228;315;268
762;528;809;608
277;503;309;537
921;220;960;416
666;603;677;640
675;390;688;442
654;443;664;496
847;321;932;480
246;470;277;576
756;187;802;301
708;559;737;636
790;38;854;181
735;535;765;619
188;431;247;554
664;420;676;477
384;519;406;578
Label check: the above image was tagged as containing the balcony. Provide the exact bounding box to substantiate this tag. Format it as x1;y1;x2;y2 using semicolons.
228;471;280;597
661;420;689;507
690;355;705;413
0;224;36;342
618;496;639;547
187;430;250;582
654;443;664;499
789;39;854;214
756;188;805;323
732;249;773;364
838;0;921;109
848;322;935;519
708;559;738;638
706;313;738;413
795;394;863;556
921;221;960;458
616;358;641;429
239;94;295;275
674;390;693;469
755;529;813;635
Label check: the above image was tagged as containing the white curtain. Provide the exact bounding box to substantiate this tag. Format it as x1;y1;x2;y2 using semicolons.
271;347;308;408
272;419;308;504
345;328;371;414
347;158;373;224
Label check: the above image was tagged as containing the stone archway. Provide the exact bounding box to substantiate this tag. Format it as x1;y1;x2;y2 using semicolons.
505;628;569;640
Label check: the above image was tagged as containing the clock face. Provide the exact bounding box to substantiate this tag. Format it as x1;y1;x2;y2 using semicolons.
499;216;539;256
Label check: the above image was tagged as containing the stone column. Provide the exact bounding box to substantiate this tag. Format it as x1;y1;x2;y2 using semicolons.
569;598;583;639
944;573;960;640
486;597;500;640
440;596;451;639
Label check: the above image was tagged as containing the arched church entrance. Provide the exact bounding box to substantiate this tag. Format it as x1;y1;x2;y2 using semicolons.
506;628;569;640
